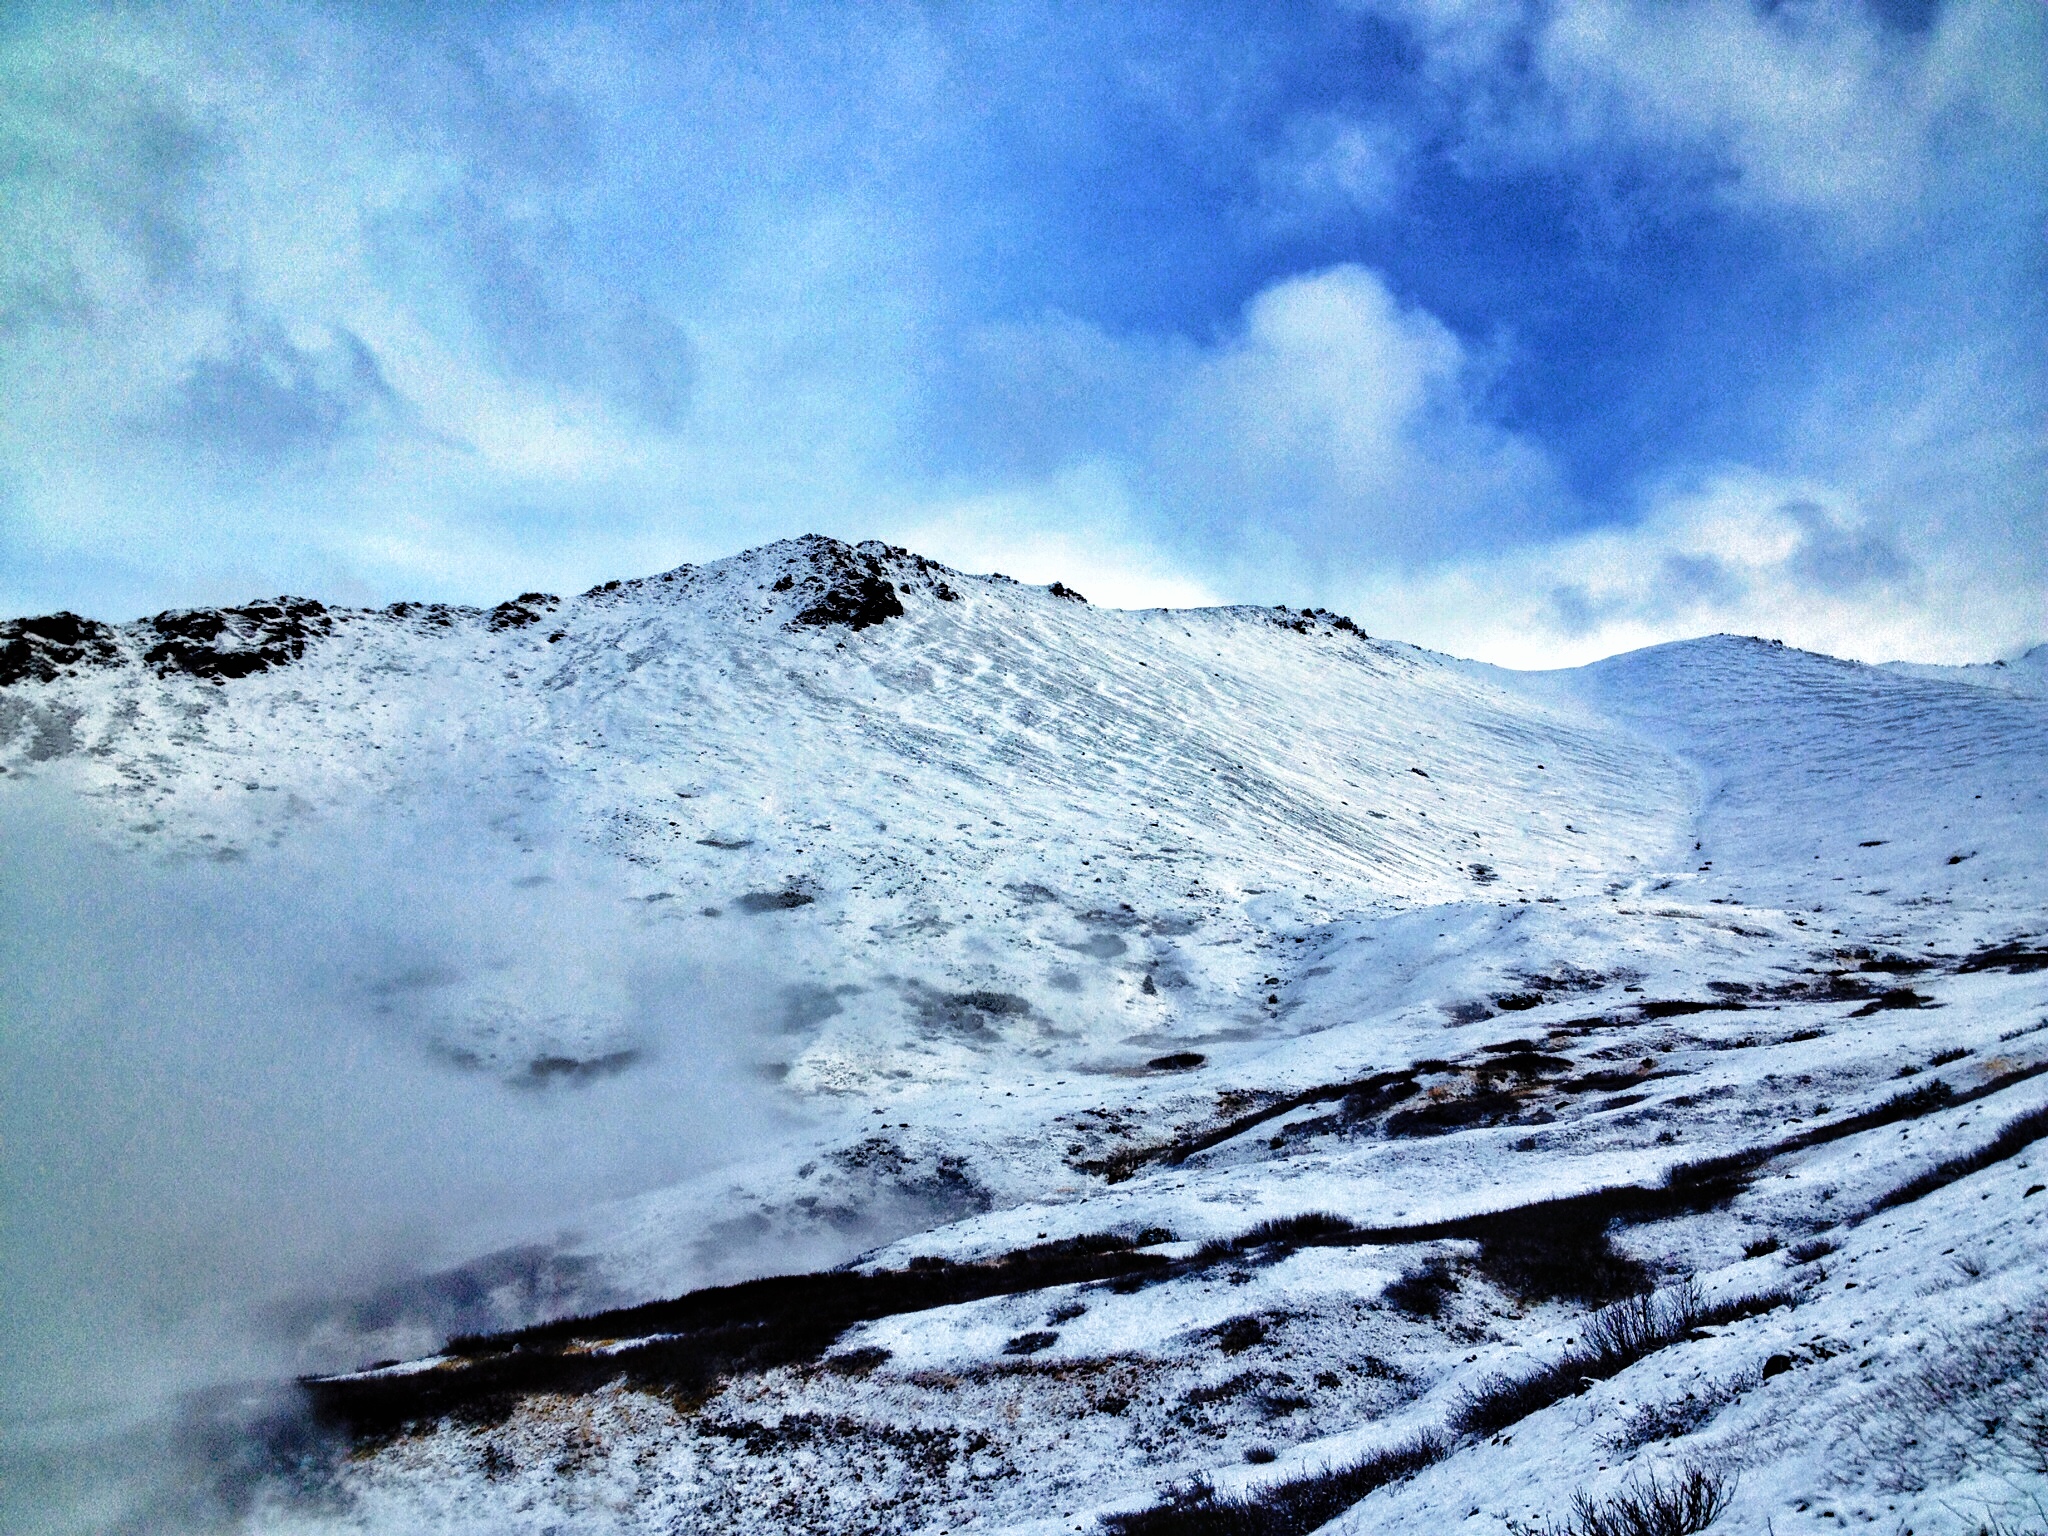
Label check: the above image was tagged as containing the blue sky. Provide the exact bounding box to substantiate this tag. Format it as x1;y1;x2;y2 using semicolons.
1;0;2041;664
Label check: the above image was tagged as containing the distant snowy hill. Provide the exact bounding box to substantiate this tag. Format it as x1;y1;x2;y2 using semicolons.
1881;641;2048;699
3;537;2044;1536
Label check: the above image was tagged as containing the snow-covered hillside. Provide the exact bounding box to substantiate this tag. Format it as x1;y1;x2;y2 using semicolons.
3;537;2044;1536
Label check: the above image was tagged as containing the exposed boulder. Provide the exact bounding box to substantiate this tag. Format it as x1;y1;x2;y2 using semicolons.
142;597;332;681
786;539;905;632
0;612;122;687
488;592;561;631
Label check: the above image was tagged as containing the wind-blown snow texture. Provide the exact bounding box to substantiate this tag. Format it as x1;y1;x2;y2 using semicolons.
3;536;2045;1536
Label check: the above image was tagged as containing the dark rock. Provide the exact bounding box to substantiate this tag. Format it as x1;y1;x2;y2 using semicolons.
737;890;815;913
1850;988;1937;1016
787;539;905;632
142;598;332;681
0;612;122;686
487;593;559;631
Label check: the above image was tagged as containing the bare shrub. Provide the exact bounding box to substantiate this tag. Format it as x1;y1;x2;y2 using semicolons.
1235;1212;1358;1250
1385;1256;1458;1317
1455;1281;1783;1438
1100;1432;1445;1535
1579;1280;1703;1371
1603;1368;1761;1454
1518;1462;1734;1536
1862;1297;2048;1492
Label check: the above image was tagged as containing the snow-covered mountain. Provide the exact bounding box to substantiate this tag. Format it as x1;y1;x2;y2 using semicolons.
3;536;2045;1536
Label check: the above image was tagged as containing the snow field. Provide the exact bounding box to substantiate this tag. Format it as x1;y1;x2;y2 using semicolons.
3;535;2044;1534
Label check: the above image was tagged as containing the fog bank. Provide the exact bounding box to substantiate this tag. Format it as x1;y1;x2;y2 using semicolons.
0;793;802;1532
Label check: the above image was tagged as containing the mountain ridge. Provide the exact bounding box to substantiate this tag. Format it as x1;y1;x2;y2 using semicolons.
3;535;2045;1536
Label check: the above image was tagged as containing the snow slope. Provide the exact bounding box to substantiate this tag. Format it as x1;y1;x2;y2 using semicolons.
1881;642;2048;700
2;537;2043;1536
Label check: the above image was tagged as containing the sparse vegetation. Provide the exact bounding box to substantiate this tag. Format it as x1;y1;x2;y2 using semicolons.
1385;1255;1458;1316
306;1231;1177;1435
1468;1201;1655;1303
1099;1431;1446;1535
1862;1298;2048;1493
1233;1212;1358;1251
1516;1462;1733;1536
1454;1281;1789;1437
1868;1101;2048;1215
1211;1316;1270;1355
1603;1368;1761;1453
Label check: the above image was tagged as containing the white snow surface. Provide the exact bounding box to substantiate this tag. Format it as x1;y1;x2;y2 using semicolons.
2;536;2044;1536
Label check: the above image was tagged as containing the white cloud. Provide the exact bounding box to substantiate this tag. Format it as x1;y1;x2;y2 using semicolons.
891;465;1222;611
1148;264;1566;566
902;262;1576;610
1351;467;2039;668
1370;0;2046;245
1538;0;1924;234
1255;112;1409;228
